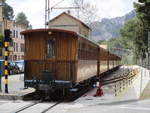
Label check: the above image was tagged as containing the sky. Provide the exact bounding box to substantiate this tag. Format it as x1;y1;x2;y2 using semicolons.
7;0;138;28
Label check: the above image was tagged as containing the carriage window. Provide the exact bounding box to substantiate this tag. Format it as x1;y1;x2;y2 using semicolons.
47;39;55;58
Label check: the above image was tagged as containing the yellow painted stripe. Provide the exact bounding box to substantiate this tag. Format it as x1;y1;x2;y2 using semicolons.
4;42;8;47
4;69;8;75
4;51;8;56
4;61;8;66
4;79;8;84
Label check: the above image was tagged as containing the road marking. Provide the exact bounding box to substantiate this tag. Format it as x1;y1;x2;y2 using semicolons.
118;106;150;111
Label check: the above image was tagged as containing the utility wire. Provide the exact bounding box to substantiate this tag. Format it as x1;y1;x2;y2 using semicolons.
51;0;66;10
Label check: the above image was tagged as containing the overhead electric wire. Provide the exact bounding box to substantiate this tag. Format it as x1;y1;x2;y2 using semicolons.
51;0;66;10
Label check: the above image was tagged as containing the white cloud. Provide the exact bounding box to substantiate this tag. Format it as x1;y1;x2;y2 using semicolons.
7;0;137;28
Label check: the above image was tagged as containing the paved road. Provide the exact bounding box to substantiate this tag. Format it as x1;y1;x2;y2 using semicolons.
0;98;150;113
64;99;150;113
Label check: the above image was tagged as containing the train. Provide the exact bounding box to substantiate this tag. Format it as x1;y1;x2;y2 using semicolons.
21;28;121;98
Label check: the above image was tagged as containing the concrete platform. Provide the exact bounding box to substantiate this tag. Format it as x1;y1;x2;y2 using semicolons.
117;66;150;100
0;74;36;100
1;74;24;93
0;88;36;100
77;65;150;105
140;80;150;100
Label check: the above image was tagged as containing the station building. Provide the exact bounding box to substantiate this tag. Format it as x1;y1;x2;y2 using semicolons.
48;12;91;39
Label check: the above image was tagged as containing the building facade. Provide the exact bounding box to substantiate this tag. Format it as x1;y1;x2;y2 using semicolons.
0;0;26;61
48;12;91;38
0;0;5;34
5;20;26;61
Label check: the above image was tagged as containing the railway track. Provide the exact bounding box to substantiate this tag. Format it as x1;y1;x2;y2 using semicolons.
13;85;91;112
22;68;138;102
11;68;138;113
41;102;61;113
13;101;61;113
101;69;139;85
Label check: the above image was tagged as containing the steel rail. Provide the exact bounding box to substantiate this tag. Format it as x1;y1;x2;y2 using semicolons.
41;102;61;113
13;101;41;113
101;69;138;83
13;101;60;113
102;71;138;85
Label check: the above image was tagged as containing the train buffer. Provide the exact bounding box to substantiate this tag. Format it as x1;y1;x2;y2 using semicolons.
94;82;104;97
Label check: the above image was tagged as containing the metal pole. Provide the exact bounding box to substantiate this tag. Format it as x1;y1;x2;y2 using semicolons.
4;41;8;93
0;0;3;92
45;0;47;28
0;0;5;92
48;0;50;21
148;31;150;69
140;59;143;94
4;29;11;93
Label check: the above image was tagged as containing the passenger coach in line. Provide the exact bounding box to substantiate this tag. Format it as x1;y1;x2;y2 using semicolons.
21;29;121;98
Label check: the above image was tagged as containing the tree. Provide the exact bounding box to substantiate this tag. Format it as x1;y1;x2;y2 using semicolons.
3;2;14;20
134;0;150;28
0;33;4;47
15;12;29;27
133;0;150;65
98;40;107;44
71;0;98;23
0;33;3;57
119;17;148;64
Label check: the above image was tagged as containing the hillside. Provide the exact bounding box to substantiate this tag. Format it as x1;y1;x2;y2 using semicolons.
90;10;136;41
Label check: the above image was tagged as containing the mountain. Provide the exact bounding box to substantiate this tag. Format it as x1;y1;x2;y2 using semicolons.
90;10;136;41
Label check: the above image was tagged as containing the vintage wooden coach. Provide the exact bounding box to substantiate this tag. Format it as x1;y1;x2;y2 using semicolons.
21;28;121;92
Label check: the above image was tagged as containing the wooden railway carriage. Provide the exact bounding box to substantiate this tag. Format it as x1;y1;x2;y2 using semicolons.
21;29;121;92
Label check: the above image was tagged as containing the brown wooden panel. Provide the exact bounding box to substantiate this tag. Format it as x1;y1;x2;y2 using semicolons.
25;31;77;61
25;60;77;82
25;33;46;60
77;60;97;82
78;37;98;60
100;61;108;73
24;30;78;82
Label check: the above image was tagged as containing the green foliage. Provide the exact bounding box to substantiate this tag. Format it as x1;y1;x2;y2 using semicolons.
119;17;148;63
15;12;29;27
108;37;123;49
134;0;149;65
117;0;150;65
0;34;4;48
3;3;14;20
97;16;148;65
0;34;4;56
97;1;149;65
98;40;107;44
134;1;150;28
